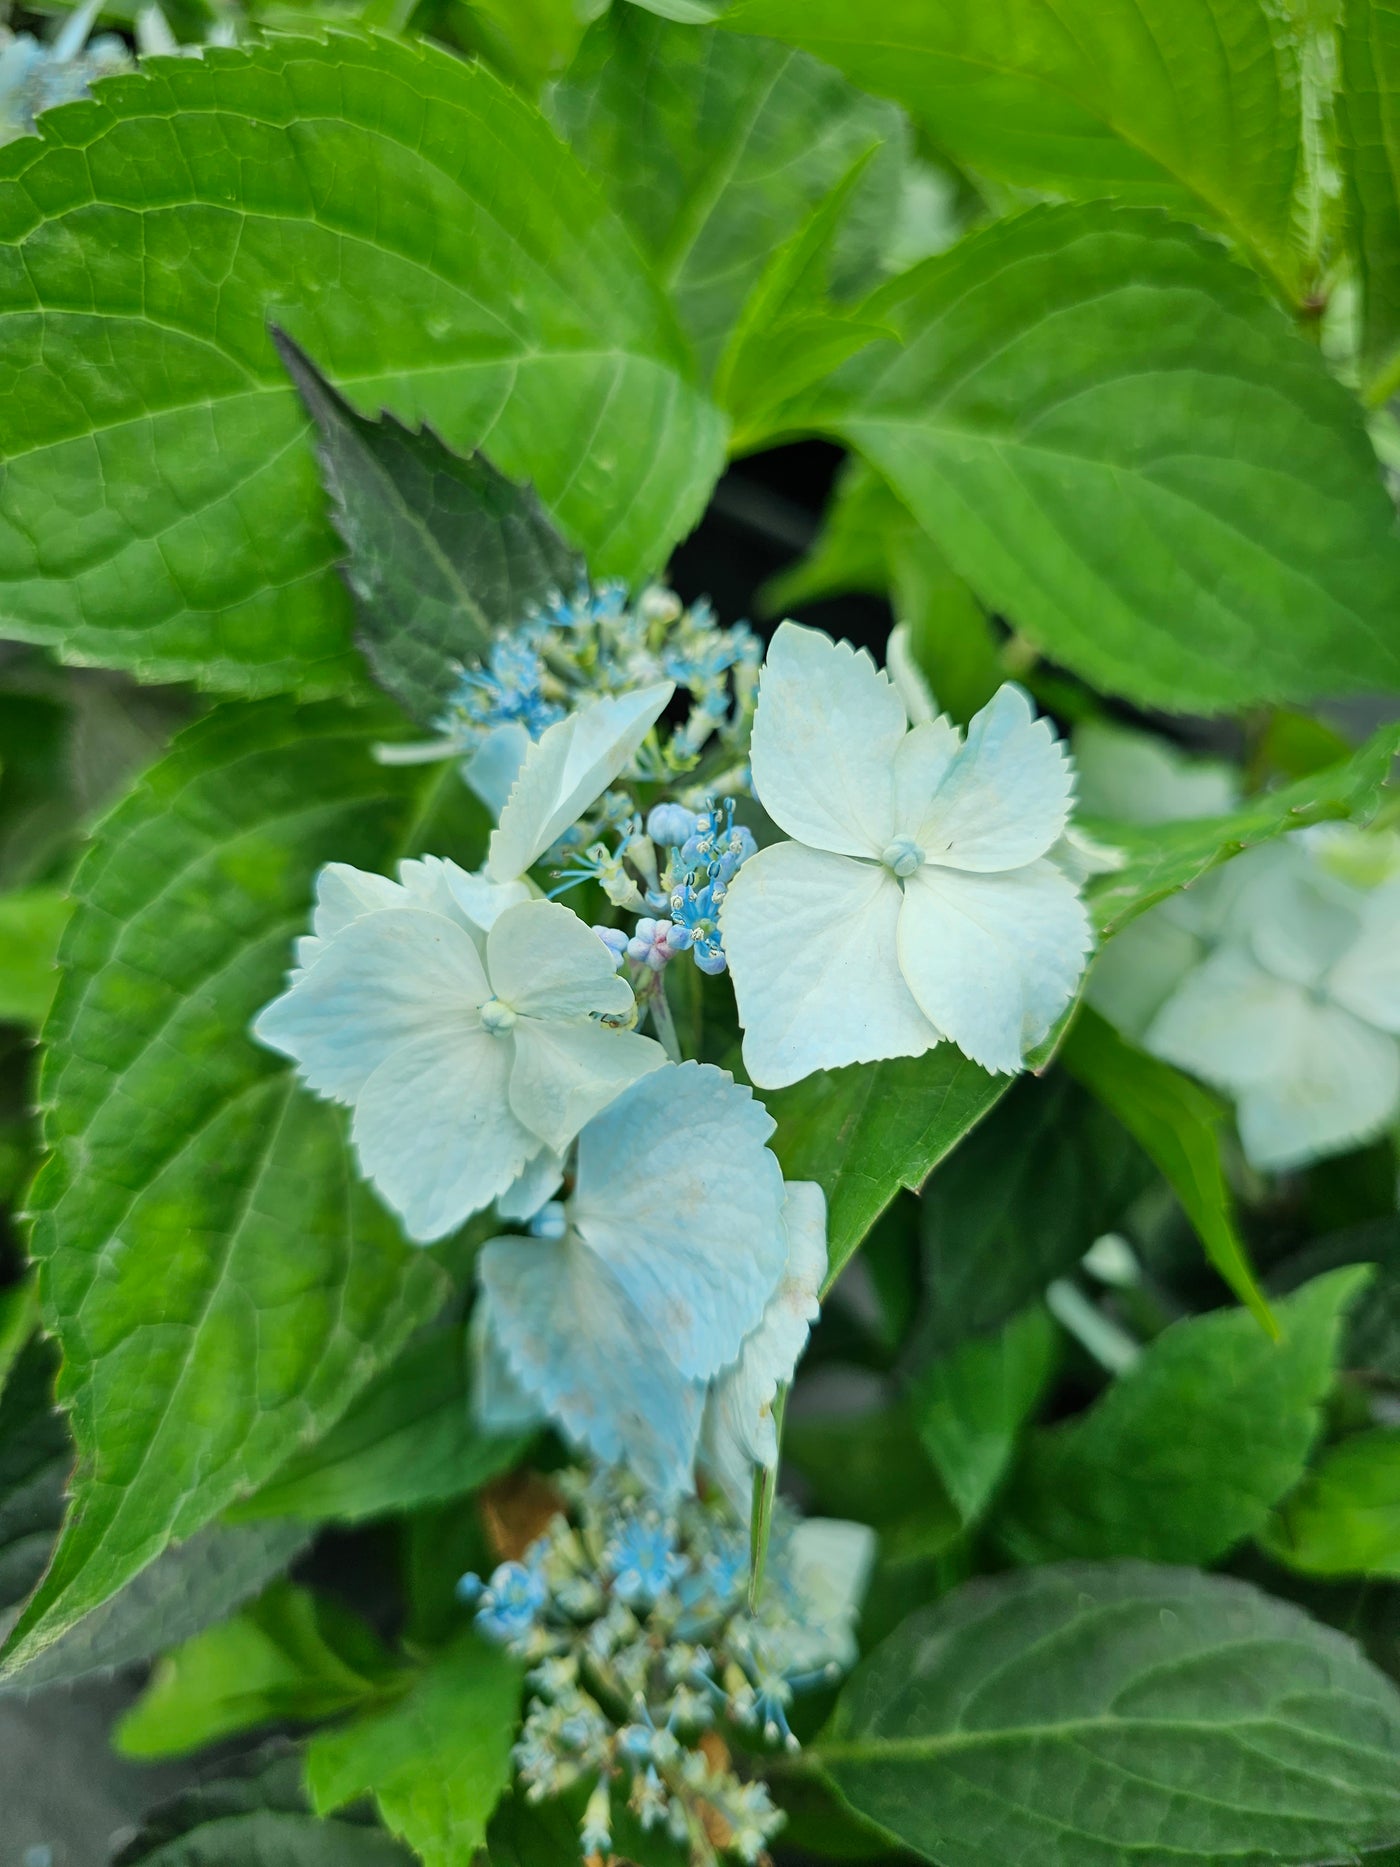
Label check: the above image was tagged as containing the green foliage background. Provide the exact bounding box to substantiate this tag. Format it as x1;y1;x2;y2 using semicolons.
2;0;1400;1861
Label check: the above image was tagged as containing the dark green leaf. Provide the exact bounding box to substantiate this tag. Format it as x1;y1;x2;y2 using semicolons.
1062;1008;1272;1329
116;1581;394;1759
486;1791;690;1866
1264;1428;1400;1578
760;460;1000;723
785;1403;960;1559
0;1515;310;1697
0;886;71;1026
0;35;724;694
818;1562;1400;1867
805;205;1400;711
553;7;906;374
768;1051;1008;1295
999;1268;1365;1564
4;702;457;1674
114;1744;416;1866
1340;0;1400;397
277;335;584;730
918;1073;1149;1355
306;1630;520;1867
0;1341;67;1643
1086;720;1400;939
907;1306;1057;1524
723;0;1306;292
232;1329;529;1526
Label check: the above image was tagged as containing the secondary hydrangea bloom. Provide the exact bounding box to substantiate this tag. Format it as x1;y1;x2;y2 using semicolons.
474;1063;808;1497
457;1468;874;1864
722;622;1092;1085
255;862;665;1241
1120;834;1400;1170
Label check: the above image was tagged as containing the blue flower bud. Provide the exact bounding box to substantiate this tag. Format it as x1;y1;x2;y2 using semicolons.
647;802;701;847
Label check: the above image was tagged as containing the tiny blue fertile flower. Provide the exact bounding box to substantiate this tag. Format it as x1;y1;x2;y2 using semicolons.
606;1516;686;1605
668;879;728;975
462;1558;548;1642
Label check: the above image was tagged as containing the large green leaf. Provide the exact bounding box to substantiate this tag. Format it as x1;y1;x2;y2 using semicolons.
0;1515;310;1696
114;1747;416;1866
1264;1428;1400;1578
767;1050;1008;1294
907;1305;1057;1525
232;1329;529;1526
3;701;459;1673
1062;1008;1271;1329
817;1563;1400;1867
306;1630;520;1867
0;1342;67;1643
0;34;725;695
917;1073;1150;1355
1340;0;1400;398
0;885;71;1026
277;336;585;730
723;0;1305;293
1085;720;1400;939
117;1581;394;1759
999;1268;1366;1564
803;205;1400;712
553;6;906;375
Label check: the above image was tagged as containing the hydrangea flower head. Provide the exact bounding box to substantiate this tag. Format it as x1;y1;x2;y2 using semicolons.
473;1062;793;1496
722;622;1093;1085
1137;836;1400;1169
254;861;665;1241
456;1467;874;1864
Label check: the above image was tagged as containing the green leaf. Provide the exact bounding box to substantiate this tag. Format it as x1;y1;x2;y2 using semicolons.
553;6;907;374
760;460;1001;724
0;1342;67;1643
1086;720;1400;939
0;1515;310;1697
767;1050;1008;1294
4;700;457;1674
907;1305;1058;1524
486;1792;690;1866
817;1562;1400;1867
804;204;1400;712
1062;1007;1272;1330
918;1072;1150;1356
723;0;1306;294
231;1329;529;1526
785;1402;961;1559
0;886;71;1026
0;1275;39;1400
276;335;585;730
0;34;725;695
114;1745;417;1866
999;1268;1366;1565
306;1630;520;1867
1340;0;1400;398
1265;1428;1400;1578
716;152;895;448
117;1581;394;1759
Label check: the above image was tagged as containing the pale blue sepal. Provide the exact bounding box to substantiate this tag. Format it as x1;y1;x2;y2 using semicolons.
571;1062;788;1382
477;1239;707;1498
496;1148;564;1224
471;1303;546;1436
253;906;489;1105
465;722;532;820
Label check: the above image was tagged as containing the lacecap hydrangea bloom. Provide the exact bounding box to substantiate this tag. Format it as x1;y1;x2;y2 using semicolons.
1098;829;1400;1171
457;1467;874;1865
722;622;1093;1085
1081;720;1400;1169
